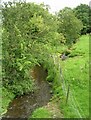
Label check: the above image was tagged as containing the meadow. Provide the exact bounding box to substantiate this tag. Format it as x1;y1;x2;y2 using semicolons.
59;35;89;118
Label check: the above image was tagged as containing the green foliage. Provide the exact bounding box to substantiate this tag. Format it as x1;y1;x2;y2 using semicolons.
1;87;15;116
74;4;90;34
31;107;52;118
2;1;88;118
2;1;62;95
58;7;83;46
7;78;35;96
2;3;65;116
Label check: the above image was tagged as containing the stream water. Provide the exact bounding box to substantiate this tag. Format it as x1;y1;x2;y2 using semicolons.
4;65;52;119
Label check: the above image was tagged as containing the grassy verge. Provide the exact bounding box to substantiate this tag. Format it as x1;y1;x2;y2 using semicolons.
30;107;52;118
60;35;89;117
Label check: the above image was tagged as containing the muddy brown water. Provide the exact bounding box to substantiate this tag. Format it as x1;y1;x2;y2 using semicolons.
4;65;52;119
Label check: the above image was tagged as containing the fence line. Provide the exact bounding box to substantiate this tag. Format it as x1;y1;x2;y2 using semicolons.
52;54;83;118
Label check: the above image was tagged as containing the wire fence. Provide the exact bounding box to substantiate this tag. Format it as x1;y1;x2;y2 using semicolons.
52;54;84;118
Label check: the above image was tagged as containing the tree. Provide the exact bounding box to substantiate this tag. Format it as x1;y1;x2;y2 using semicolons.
2;1;64;93
74;4;90;34
57;7;83;46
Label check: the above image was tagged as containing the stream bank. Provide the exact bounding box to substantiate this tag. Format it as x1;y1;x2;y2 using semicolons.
3;65;52;118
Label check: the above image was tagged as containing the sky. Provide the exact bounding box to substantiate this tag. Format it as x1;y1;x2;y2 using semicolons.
1;0;90;13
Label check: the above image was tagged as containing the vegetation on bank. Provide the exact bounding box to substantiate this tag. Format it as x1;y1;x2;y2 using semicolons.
31;107;52;118
60;35;89;117
1;1;90;118
29;35;89;118
1;87;15;116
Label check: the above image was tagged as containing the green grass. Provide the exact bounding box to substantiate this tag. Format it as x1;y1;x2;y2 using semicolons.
60;35;89;118
30;107;52;118
0;87;15;116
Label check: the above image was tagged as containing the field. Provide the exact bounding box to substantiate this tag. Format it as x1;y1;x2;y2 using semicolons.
59;35;89;117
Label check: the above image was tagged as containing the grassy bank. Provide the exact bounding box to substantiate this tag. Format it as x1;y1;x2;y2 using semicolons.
59;35;89;117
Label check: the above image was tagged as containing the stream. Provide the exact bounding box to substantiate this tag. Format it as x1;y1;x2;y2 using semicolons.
4;65;52;119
